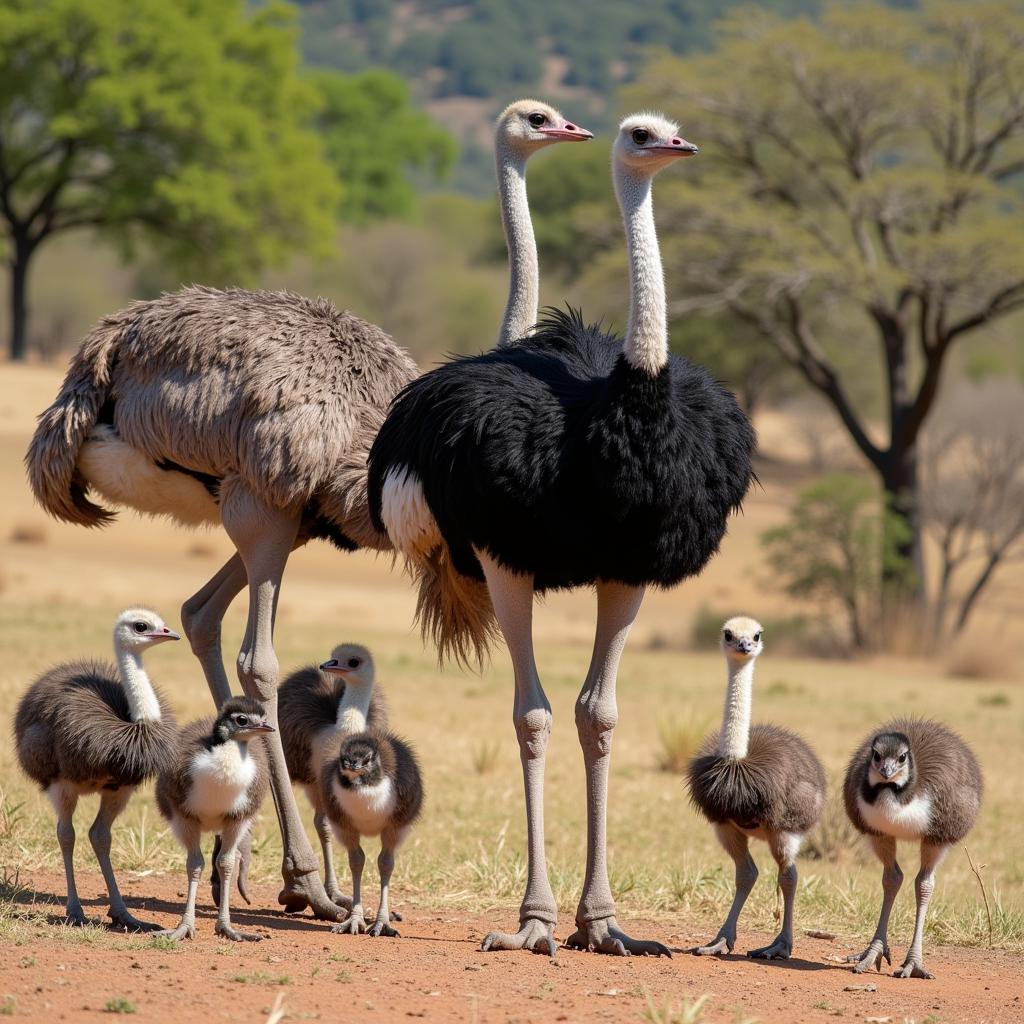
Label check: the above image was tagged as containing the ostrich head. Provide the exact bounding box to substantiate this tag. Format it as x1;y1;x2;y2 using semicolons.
320;642;375;686
338;733;382;782
496;99;593;153
867;730;914;788
613;112;698;177
113;607;180;650
214;695;275;743
720;616;764;665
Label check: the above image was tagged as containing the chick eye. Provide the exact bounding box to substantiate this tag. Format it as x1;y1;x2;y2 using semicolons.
898;753;907;764
631;128;650;145
236;715;249;726
723;629;733;642
754;631;762;642
872;750;881;763
528;112;547;127
347;657;360;669
133;621;148;633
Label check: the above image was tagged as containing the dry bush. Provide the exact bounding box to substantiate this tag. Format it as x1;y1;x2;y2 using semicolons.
9;523;46;545
186;540;217;558
803;791;860;863
946;638;1007;681
470;739;501;776
656;715;711;774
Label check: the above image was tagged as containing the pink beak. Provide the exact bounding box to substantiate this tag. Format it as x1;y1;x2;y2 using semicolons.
653;136;699;156
146;628;180;641
320;659;351;674
539;121;594;142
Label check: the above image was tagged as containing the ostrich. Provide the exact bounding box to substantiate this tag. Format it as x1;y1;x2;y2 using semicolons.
14;608;179;930
322;730;423;937
155;696;272;942
24;101;592;920
368;113;755;956
687;617;825;960
843;719;982;979
278;643;389;910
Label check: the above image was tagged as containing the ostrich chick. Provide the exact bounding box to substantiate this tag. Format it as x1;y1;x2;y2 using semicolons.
688;617;825;960
155;697;272;941
278;643;389;910
322;731;423;937
844;719;982;979
14;608;179;930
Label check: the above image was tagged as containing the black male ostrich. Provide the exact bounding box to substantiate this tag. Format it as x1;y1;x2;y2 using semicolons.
368;114;755;957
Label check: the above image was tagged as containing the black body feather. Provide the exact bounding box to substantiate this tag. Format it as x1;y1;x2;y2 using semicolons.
368;308;755;592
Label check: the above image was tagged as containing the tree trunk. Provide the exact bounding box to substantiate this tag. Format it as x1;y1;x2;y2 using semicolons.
881;442;925;607
8;240;31;361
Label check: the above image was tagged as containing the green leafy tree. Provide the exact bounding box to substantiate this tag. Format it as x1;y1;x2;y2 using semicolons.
0;0;341;360
627;1;1024;607
310;69;455;223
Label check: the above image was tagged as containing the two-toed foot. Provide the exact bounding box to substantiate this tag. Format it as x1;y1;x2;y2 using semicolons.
565;917;671;958
216;921;262;942
153;921;196;942
108;907;160;933
846;938;891;973
369;918;399;938
896;953;934;979
481;917;557;957
692;932;733;956
332;909;367;935
277;868;344;921
748;934;791;960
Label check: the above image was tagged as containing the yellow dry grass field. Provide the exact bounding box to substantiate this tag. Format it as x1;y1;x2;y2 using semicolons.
1;361;1022;961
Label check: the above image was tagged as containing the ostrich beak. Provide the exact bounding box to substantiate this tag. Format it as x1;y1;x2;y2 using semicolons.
320;659;351;674
654;136;699;156
539;122;594;142
249;723;275;734
147;629;181;642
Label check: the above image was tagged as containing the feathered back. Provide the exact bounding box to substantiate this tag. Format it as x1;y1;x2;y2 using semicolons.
688;723;825;835
278;663;389;785
14;660;178;789
844;717;982;845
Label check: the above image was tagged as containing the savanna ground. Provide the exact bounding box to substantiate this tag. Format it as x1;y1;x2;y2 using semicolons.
0;362;1021;1023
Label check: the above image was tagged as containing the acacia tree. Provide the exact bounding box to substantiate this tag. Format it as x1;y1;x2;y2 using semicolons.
628;1;1024;604
0;0;341;360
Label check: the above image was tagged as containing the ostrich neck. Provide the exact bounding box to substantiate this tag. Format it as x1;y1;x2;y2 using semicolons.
718;659;755;759
495;141;538;348
616;170;668;375
115;647;162;723
336;681;373;735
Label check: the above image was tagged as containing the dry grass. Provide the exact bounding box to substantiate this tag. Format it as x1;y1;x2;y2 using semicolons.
9;523;46;545
946;638;1007;680
470;738;502;775
655;714;711;773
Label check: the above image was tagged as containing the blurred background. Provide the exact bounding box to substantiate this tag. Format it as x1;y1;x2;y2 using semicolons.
0;0;1022;962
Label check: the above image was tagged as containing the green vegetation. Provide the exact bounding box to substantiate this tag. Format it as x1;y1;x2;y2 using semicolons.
102;997;136;1015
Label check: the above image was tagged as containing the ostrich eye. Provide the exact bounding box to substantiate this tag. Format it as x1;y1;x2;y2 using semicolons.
872;750;881;762
347;657;360;669
898;753;907;764
723;629;733;642
631;128;650;145
528;112;547;127
235;715;248;726
133;622;148;633
754;632;762;642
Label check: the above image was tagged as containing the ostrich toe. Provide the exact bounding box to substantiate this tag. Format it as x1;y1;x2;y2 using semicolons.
692;935;732;956
332;911;367;935
747;935;792;960
846;939;891;973
481;918;557;957
565;917;671;958
108;908;161;933
277;869;344;921
215;921;262;943
368;918;399;938
152;922;196;942
897;954;934;980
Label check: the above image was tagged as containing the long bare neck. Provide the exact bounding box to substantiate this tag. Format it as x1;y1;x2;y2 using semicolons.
718;658;755;759
115;646;162;723
615;169;668;375
336;681;373;735
495;140;538;348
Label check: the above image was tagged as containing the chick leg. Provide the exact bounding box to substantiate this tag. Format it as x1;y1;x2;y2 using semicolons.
332;831;367;935
847;835;902;972
748;831;800;959
47;782;86;926
154;820;203;941
369;826;406;938
693;824;757;955
214;820;262;942
897;841;949;979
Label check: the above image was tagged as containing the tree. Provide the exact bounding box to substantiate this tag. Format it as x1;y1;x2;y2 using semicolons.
627;1;1024;606
310;69;455;224
0;0;341;360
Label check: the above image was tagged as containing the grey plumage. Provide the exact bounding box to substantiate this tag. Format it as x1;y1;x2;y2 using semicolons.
842;717;982;979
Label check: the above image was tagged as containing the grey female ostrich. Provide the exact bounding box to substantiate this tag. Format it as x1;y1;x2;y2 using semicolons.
321;730;423;937
156;696;272;942
14;608;179;930
688;617;825;960
278;643;388;910
843;719;982;979
24;100;590;921
368;114;755;956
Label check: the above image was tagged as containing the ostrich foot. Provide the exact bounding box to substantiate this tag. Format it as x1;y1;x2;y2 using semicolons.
846;939;892;973
896;954;934;979
481;917;557;957
748;934;792;960
691;934;733;956
369;918;399;938
108;907;161;933
152;922;195;942
215;921;262;943
277;868;344;921
63;903;89;928
565;917;671;958
332;912;367;936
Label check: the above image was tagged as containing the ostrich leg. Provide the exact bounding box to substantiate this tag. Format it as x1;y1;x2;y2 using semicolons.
565;582;670;957
220;485;343;922
477;551;558;957
748;832;799;959
847;835;902;973
897;841;949;979
693;824;757;955
48;782;86;926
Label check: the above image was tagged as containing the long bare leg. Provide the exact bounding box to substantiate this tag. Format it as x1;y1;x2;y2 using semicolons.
369;826;405;938
565;582;669;957
847;835;902;973
89;787;158;931
748;832;800;959
897;841;949;979
221;485;342;922
693;824;757;955
314;809;348;905
47;783;86;926
154;820;203;941
477;551;557;957
333;834;367;935
214;821;262;942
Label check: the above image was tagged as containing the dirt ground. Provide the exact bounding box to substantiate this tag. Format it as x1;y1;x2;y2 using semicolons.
0;871;1018;1024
